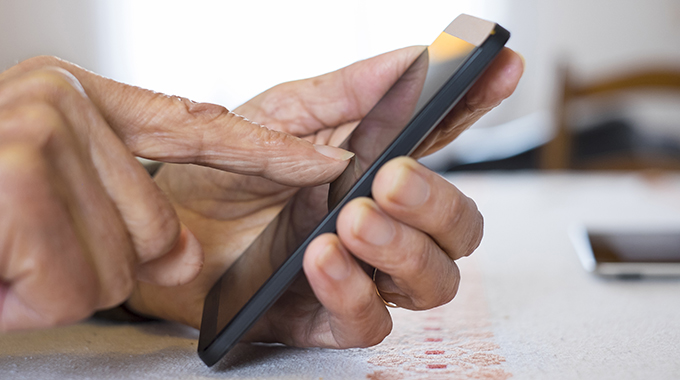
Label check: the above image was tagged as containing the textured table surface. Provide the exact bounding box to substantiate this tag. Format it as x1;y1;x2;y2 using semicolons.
1;172;679;379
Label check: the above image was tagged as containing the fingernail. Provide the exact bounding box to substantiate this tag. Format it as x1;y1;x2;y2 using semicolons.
317;243;351;280
389;164;430;207
314;144;355;161
353;203;395;246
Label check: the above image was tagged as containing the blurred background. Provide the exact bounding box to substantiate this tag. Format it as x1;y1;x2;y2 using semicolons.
2;0;680;172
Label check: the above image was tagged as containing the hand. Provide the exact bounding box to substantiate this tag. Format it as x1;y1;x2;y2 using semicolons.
0;57;351;331
126;46;523;348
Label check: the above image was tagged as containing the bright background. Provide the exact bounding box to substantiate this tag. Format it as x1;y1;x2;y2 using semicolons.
2;0;679;168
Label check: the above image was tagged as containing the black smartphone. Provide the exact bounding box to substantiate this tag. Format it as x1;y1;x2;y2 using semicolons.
572;226;680;277
198;14;509;366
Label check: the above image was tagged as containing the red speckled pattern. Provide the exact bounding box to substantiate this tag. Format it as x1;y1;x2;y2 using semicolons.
365;258;511;380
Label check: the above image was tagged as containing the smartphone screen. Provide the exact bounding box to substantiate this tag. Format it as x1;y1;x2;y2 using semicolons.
198;14;509;366
589;232;680;263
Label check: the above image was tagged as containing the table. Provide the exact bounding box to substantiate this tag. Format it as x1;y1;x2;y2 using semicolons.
1;172;679;379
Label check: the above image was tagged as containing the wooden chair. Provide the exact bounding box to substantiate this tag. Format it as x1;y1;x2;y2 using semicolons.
540;65;680;170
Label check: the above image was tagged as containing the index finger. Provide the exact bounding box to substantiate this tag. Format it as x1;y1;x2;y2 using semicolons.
0;57;352;187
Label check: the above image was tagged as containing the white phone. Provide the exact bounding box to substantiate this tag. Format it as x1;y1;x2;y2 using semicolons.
571;225;680;277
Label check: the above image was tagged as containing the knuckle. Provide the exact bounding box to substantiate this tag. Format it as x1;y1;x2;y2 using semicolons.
358;319;392;348
0;102;70;150
41;283;99;329
434;192;484;259
426;281;459;313
128;206;181;261
457;199;484;258
45;300;96;328
181;97;231;120
439;193;464;230
419;263;460;310
0;144;35;176
440;264;461;306
24;242;100;328
403;242;461;310
99;269;135;309
246;118;290;151
18;55;64;71
464;209;484;257
51;279;99;328
345;289;377;320
433;191;473;241
0;65;84;107
55;298;97;327
164;96;234;136
0;145;48;196
394;234;431;280
1;56;64;81
447;266;461;301
91;237;137;308
27;67;85;97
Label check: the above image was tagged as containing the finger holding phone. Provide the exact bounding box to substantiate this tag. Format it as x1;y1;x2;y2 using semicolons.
125;16;523;366
0;15;524;363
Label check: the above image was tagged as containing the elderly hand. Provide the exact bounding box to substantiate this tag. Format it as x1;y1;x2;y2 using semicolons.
0;57;351;331
126;46;523;348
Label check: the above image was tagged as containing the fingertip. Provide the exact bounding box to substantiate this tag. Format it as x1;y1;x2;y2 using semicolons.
294;143;354;186
304;234;349;283
492;48;525;93
465;48;524;110
297;143;353;186
372;157;428;207
335;197;374;248
304;233;367;307
313;144;355;162
228;129;353;187
515;50;526;70
303;234;392;348
374;156;418;181
502;48;525;85
136;224;204;287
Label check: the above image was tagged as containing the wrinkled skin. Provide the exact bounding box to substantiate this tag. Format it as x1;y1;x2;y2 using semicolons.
0;45;523;350
129;46;524;348
0;56;352;331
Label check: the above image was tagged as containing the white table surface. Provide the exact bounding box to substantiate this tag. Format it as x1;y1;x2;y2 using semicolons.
1;172;679;379
455;172;680;379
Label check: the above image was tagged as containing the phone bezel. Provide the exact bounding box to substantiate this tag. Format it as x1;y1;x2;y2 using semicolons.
198;15;510;367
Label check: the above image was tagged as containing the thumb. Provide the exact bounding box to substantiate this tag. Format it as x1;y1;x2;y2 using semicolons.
3;56;353;187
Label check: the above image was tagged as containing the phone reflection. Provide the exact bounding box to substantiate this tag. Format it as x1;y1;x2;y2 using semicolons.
328;49;430;209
